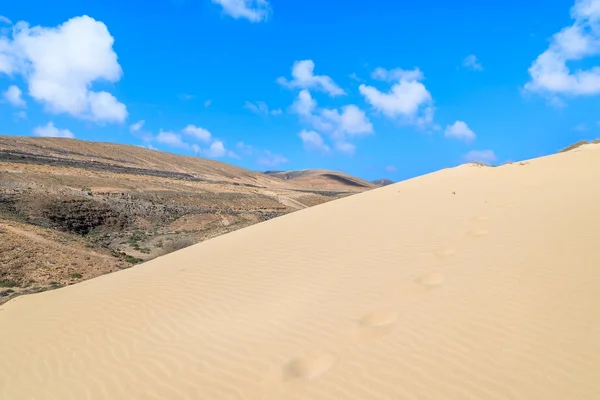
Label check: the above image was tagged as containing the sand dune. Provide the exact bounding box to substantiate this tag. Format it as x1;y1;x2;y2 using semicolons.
2;145;600;399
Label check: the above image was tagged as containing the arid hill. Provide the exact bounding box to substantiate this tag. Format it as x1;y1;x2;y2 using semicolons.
263;169;376;190
0;136;374;303
371;178;394;186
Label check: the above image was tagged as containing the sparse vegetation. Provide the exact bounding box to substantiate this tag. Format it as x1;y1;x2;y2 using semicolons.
70;273;83;279
0;280;17;288
125;255;143;264
159;237;196;256
559;139;600;153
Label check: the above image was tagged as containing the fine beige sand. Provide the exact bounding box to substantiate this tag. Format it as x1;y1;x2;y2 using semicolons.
2;145;600;400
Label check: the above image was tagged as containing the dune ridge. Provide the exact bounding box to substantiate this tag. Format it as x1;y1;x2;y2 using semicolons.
1;145;600;399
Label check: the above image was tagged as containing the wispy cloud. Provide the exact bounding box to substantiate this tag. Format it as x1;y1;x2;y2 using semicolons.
462;55;483;71
257;150;288;167
211;0;271;22
245;101;281;116
464;149;497;164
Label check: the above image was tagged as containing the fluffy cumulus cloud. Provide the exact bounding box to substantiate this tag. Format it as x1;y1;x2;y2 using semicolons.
462;55;483;71
277;60;346;96
182;124;212;143
359;67;434;127
245;101;282;115
211;0;271;22
155;130;189;149
0;16;127;123
3;85;25;107
257;150;288;167
33;122;74;138
146;125;236;159
203;140;229;158
464;149;497;164
525;0;600;100
444;121;476;142
291;89;373;154
299;129;330;152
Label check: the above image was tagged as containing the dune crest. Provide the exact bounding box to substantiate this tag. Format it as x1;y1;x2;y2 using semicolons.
1;146;600;399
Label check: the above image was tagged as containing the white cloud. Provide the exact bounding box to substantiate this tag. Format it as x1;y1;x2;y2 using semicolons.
182;124;212;143
129;120;145;133
524;0;600;99
245;100;268;114
290;89;317;117
204;140;227;157
3;85;25;107
372;67;424;82
444;121;476;142
349;72;362;82
0;16;127;123
195;140;237;159
211;0;271;22
464;149;497;164
142;143;159;151
15;110;26;119
291;90;372;136
320;105;373;137
277;60;345;96
334;141;356;155
290;89;372;155
204;99;212;107
385;165;397;173
33;122;74;138
299;130;330;152
155;130;189;149
180;93;196;100
359;67;434;127
147;125;234;159
0;16;11;25
573;123;589;131
462;55;483;71
236;141;254;155
257;150;288;167
245;100;281;115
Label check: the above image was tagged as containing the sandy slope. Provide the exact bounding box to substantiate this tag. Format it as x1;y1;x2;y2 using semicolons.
2;145;600;400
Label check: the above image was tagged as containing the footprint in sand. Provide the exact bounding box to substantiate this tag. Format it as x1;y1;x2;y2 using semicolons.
359;309;399;327
432;247;456;259
343;309;400;342
283;352;336;381
467;229;489;237
415;272;445;287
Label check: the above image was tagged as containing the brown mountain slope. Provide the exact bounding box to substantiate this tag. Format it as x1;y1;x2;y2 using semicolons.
0;136;374;303
264;169;377;190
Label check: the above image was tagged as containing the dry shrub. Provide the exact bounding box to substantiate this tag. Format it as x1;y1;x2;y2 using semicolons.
559;139;600;153
158;237;196;256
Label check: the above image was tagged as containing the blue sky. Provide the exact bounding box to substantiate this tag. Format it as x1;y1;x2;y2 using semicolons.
1;0;599;181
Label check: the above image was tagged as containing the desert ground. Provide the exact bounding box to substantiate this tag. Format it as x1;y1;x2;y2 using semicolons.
0;135;378;303
0;141;599;399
